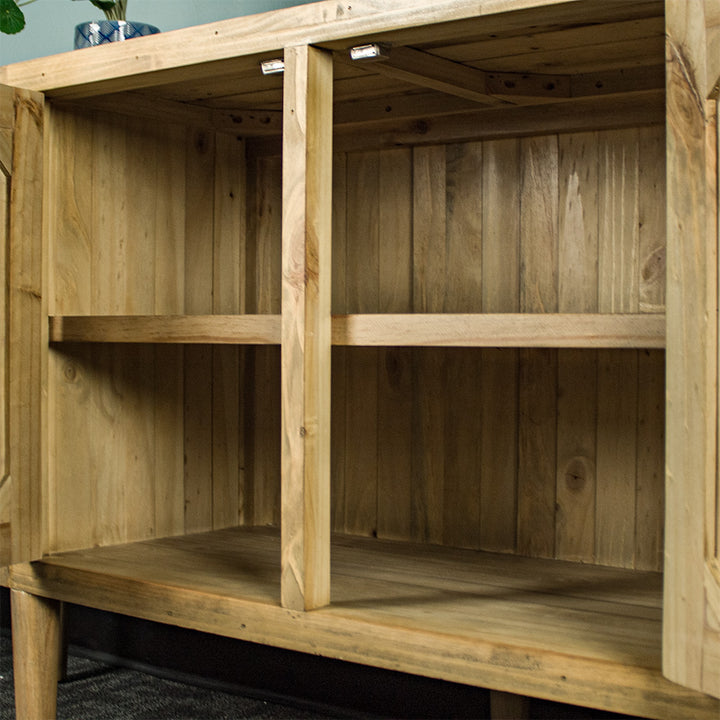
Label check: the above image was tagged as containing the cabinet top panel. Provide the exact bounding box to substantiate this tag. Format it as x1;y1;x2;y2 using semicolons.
0;0;663;95
0;0;665;146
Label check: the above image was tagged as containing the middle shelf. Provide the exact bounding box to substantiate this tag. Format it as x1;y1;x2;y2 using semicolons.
48;313;665;348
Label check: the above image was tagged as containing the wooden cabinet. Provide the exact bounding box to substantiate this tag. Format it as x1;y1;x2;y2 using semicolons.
1;1;719;717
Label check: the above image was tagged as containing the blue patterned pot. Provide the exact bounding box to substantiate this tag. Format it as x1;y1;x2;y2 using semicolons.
74;20;160;49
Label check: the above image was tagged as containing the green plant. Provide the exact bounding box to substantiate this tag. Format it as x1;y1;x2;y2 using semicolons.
0;0;127;34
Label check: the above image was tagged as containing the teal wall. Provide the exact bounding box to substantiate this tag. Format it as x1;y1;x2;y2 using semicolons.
0;0;311;65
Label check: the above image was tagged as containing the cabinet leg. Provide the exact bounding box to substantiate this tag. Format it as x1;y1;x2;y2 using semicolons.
489;690;530;719
11;589;62;720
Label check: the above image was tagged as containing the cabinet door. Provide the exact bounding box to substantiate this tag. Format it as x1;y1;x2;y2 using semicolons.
0;83;45;568
665;0;720;699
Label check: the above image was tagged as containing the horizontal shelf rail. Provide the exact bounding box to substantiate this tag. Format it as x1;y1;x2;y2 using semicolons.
49;313;665;348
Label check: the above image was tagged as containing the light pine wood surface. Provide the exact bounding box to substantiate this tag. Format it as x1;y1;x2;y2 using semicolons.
7;527;720;720
4;0;720;715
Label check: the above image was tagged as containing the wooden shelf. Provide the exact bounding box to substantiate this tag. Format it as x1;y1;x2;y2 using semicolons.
7;527;715;719
332;313;666;348
49;313;665;349
48;315;282;345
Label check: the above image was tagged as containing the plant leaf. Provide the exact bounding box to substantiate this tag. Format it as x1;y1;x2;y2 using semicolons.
88;0;119;11
0;0;26;34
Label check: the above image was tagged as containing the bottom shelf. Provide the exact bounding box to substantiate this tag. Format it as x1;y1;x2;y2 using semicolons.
7;527;719;720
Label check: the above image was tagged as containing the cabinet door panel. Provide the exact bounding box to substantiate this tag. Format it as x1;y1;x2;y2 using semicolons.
0;83;45;567
664;0;720;699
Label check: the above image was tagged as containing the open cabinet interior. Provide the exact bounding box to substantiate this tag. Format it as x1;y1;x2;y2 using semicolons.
2;0;720;718
46;104;668;565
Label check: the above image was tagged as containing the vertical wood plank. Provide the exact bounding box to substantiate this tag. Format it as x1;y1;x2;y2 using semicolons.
519;135;559;314
598;128;640;313
344;151;379;537
87;114;127;547
212;133;246;530
8;88;45;563
46;108;91;551
183;127;215;534
281;44;333;611
152;121;185;538
635;349;665;571
331;154;347;535
251;155;282;527
154;121;185;316
413;145;447;314
50;108;92;316
122;118;157;542
119;347;157;542
596;350;638;568
124;116;156;315
480;138;520;553
556;132;599;563
412;145;447;545
377;149;413;541
443;142;483;549
638;125;666;313
517;135;558;559
517;348;557;559
51;348;95;551
555;350;597;562
90;111;127;314
153;345;185;538
596;128;641;571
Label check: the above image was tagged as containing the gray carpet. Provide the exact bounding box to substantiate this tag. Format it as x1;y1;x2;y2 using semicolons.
0;634;347;719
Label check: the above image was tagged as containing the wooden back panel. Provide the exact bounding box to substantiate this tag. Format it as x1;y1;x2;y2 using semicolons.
47;106;665;570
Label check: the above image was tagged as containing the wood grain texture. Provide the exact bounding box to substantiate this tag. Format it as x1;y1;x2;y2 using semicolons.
280;45;333;611
664;0;720;699
11;590;62;720
342;152;380;537
9;527;720;719
212;134;245;531
376;150;413;541
555;132;598;563
0;1;664;97
479;139;520;553
0;151;7;567
8;88;45;563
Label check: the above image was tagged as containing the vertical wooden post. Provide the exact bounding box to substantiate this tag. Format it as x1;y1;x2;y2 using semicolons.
11;589;62;720
281;45;333;611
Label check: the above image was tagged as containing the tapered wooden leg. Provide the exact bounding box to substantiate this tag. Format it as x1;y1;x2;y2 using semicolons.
490;690;530;719
11;589;62;720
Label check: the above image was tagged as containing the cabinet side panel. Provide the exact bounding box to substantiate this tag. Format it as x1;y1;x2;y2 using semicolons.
8;88;45;563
